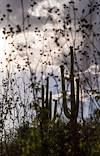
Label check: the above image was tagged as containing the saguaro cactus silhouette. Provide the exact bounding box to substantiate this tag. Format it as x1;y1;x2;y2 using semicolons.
39;46;81;156
60;46;80;156
70;46;80;156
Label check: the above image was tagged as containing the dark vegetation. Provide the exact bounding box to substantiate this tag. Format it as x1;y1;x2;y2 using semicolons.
0;0;100;155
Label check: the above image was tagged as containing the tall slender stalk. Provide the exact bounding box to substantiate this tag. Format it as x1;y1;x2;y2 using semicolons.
76;78;79;119
42;85;44;108
70;46;75;122
46;77;49;109
49;91;52;120
54;100;57;118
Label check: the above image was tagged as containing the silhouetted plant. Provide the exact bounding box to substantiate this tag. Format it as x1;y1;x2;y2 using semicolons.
0;0;100;156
